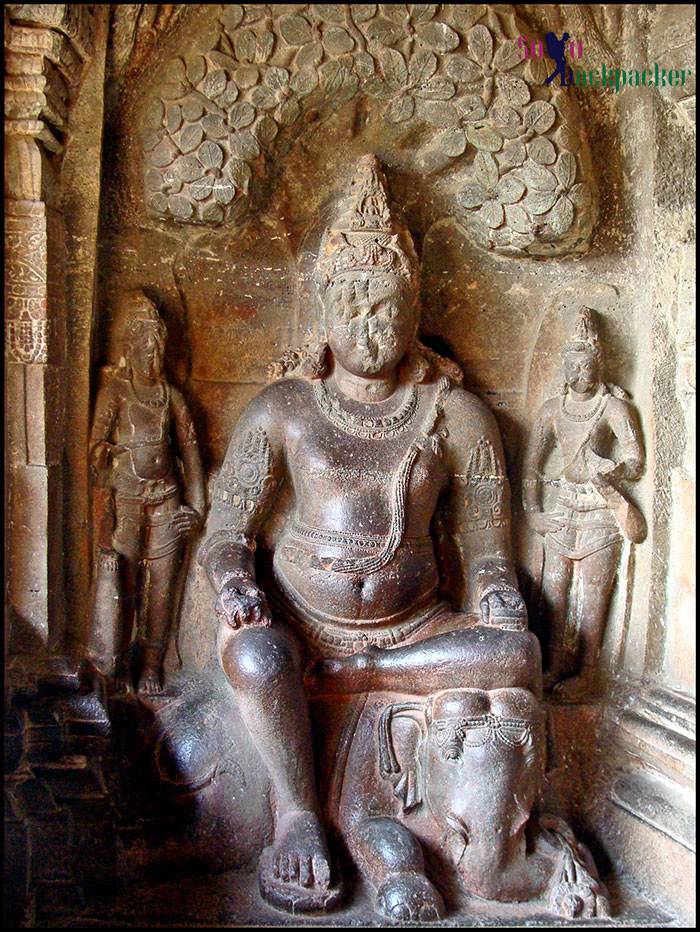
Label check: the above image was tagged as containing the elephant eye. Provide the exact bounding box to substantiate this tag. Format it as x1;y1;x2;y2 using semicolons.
441;742;463;762
434;719;468;761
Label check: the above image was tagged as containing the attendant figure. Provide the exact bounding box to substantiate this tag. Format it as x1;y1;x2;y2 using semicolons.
523;308;645;700
90;290;205;694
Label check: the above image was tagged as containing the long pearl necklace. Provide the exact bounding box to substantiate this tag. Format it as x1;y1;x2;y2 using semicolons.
560;384;606;422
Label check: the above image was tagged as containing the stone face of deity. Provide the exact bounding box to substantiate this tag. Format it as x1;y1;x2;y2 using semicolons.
321;271;417;377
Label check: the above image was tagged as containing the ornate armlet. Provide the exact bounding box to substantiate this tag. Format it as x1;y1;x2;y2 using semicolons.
480;581;520;599
198;528;256;568
212;427;274;512
455;437;509;533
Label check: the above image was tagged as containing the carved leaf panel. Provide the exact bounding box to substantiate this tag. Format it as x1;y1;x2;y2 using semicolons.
140;4;596;256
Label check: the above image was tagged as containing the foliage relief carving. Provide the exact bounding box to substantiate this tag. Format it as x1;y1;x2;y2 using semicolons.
141;4;595;256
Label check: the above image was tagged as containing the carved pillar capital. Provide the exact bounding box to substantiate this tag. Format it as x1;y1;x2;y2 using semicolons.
5;4;94;71
4;5;95;155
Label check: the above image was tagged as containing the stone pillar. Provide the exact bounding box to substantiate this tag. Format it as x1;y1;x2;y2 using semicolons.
662;243;695;695
4;5;93;684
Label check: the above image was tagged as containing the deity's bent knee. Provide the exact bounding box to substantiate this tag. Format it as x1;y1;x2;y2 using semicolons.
219;624;302;693
197;155;609;919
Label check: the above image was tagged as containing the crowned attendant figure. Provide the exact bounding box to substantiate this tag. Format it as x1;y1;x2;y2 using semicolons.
89;291;206;694
523;308;645;700
200;155;545;917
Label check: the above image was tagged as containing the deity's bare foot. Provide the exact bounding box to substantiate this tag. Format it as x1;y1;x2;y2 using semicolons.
305;649;378;697
552;670;596;703
376;872;444;923
137;666;164;696
259;810;342;912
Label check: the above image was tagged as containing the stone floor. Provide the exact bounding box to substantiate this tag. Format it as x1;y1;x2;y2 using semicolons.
38;869;677;928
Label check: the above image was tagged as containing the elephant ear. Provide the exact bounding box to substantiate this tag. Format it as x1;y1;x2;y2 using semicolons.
377;701;428;813
394;768;421;811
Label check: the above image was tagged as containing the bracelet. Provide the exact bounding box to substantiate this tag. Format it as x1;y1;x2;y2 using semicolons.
198;529;256;566
479;583;527;631
480;581;521;600
218;569;256;595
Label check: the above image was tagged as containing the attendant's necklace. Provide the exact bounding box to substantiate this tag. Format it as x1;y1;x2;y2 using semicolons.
131;377;166;408
560;384;606;422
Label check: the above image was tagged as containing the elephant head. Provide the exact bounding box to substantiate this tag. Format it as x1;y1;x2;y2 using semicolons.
378;687;546;898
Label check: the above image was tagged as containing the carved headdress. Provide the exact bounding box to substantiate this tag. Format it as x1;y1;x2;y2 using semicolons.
119;289;167;348
271;157;462;385
563;307;601;358
117;290;167;373
314;154;419;291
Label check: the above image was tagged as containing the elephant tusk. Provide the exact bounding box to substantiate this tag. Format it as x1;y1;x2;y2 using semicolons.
444;813;470;865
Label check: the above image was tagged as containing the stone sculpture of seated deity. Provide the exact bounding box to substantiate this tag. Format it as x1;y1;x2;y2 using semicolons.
199;155;608;920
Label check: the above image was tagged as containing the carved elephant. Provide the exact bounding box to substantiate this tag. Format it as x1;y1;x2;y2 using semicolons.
106;670;273;873
112;674;608;921
328;686;610;922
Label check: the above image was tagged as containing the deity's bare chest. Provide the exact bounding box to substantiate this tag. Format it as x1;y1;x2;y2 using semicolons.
293;430;437;502
289;385;443;512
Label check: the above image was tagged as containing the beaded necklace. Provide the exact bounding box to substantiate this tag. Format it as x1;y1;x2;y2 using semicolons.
560;384;606;422
130;377;167;408
314;378;419;440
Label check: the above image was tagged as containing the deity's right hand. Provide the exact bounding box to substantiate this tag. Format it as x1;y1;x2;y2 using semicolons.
215;578;272;630
528;511;566;536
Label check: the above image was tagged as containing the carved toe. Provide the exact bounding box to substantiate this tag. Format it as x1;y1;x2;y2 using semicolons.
376;872;445;923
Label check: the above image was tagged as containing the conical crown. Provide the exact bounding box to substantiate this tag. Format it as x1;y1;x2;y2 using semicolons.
119;289;166;347
314;155;418;289
563;307;601;357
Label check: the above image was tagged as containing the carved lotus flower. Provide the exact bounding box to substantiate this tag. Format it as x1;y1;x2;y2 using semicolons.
459;152;526;229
